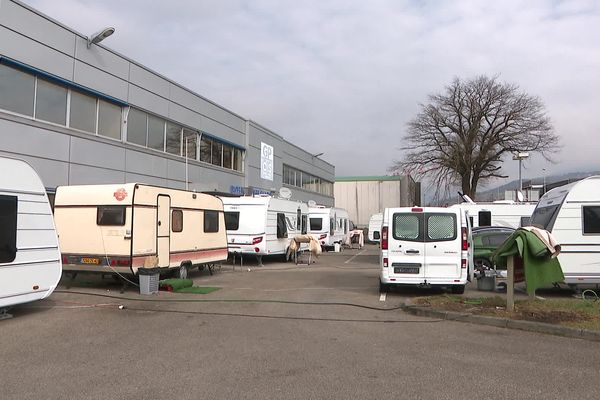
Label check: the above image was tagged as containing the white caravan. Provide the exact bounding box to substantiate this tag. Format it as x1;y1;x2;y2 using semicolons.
379;206;473;293
0;157;61;314
368;212;383;243
54;183;228;279
308;206;350;249
530;176;600;288
222;195;309;262
451;201;536;228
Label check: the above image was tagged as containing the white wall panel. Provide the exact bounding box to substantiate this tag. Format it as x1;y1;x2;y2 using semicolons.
73;60;128;101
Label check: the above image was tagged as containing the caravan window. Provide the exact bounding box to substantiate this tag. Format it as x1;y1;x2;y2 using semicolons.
97;206;126;226
583;206;600;234
310;218;322;231
478;211;492;227
204;210;219;233
277;213;288;238
297;209;302;230
530;205;560;231
330;218;335;235
0;195;18;263
172;210;183;232
224;212;240;231
301;215;308;234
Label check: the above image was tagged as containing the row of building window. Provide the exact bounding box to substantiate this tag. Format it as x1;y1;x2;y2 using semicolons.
283;164;334;196
0;63;243;172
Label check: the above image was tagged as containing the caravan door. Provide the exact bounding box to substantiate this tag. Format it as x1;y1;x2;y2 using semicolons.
156;195;171;267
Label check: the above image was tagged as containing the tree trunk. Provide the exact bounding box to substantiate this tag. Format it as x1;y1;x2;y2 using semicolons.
461;174;473;198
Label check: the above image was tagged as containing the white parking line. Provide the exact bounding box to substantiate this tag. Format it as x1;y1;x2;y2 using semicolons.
344;249;366;264
379;292;386;302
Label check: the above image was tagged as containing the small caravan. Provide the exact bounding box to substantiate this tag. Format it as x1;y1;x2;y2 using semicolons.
530;176;600;288
379;206;473;293
221;195;309;262
368;213;383;243
308;206;350;249
54;183;228;279
0;157;61;313
451;200;535;228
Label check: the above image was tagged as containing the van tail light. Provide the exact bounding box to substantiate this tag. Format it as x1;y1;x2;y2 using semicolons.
318;234;327;240
461;227;468;251
381;226;388;250
461;258;467;269
383;257;388;268
110;257;131;267
252;236;263;245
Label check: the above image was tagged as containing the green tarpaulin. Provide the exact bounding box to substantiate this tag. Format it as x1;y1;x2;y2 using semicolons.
493;229;564;296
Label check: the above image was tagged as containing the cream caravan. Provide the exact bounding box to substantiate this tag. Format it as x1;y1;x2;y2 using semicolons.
54;184;228;279
221;195;309;263
530;176;600;288
0;157;61;316
451;200;535;229
368;213;383;243
308;206;350;249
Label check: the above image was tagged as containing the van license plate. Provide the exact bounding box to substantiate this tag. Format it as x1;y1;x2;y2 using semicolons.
394;267;419;274
81;257;100;264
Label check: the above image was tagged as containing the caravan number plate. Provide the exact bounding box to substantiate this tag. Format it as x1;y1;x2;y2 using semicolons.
81;257;100;265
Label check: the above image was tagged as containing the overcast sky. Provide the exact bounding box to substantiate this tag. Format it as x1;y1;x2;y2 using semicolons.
26;0;600;191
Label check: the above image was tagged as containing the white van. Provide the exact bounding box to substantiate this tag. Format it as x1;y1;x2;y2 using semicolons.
530;176;600;288
222;195;309;263
308;206;350;249
379;206;473;293
54;183;228;279
367;212;383;243
0;157;61;315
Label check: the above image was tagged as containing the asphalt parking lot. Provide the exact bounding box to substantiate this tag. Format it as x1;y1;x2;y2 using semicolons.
2;244;600;400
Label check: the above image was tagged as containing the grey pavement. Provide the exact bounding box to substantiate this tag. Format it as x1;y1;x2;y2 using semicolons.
1;244;598;400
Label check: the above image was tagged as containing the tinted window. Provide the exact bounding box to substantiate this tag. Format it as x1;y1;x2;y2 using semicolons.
520;216;531;227
427;214;456;241
530;205;560;231
583;206;600;234
35;78;67;125
0;64;34;116
478;211;492;227
0;195;18;263
204;210;219;233
223;145;233;169
329;218;335;235
172;210;183;232
310;218;323;231
70;90;97;133
98;99;121;139
297;209;302;230
233;148;243;172
97;206;126;226
488;233;510;247
224;211;240;231
200;137;212;163
166;122;182;155
393;213;422;241
211;141;222;166
183;129;197;160
127;108;147;146
277;213;288;238
147;115;165;151
301;215;308;234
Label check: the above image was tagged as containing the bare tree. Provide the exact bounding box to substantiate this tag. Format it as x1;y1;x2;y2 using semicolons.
390;75;560;199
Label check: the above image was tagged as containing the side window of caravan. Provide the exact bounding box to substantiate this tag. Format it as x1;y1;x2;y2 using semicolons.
393;213;422;241
97;206;126;226
277;213;288;238
204;210;219;233
172;210;183;232
310;218;322;231
530;205;560;231
478;211;491;227
583;206;600;234
297;209;302;230
329;218;335;235
301;215;308;234
0;195;18;263
224;212;240;231
427;214;457;241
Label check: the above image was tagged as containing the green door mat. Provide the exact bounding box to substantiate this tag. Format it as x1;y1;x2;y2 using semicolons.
159;278;220;294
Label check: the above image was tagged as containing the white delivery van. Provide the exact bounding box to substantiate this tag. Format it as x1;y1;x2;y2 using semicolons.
379;206;473;293
54;183;228;279
222;195;309;263
530;176;600;288
308;206;350;249
368;212;383;243
0;157;61;315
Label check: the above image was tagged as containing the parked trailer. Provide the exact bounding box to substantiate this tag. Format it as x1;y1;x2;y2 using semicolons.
54;183;228;279
530;176;600;288
367;212;383;243
221;195;309;263
0;157;61;316
450;202;536;228
308;206;350;249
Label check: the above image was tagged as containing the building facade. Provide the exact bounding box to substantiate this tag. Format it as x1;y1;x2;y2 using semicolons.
0;0;334;205
334;176;420;228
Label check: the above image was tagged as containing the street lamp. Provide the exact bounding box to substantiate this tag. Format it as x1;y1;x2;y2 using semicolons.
513;152;529;198
312;152;324;158
87;27;115;48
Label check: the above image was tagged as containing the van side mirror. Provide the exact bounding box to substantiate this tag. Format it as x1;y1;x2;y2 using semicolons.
374;231;380;240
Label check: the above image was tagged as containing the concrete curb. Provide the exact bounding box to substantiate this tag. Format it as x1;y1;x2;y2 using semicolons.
402;305;600;342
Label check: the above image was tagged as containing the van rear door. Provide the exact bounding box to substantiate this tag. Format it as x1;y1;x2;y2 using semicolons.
388;211;426;279
423;212;461;280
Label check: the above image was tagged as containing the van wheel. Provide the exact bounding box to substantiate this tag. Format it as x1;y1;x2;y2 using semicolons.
451;285;465;294
176;264;189;280
379;281;389;293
